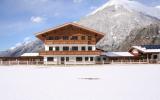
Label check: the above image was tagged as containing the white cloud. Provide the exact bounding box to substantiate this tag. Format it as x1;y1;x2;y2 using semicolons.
73;0;83;3
156;6;160;9
30;16;44;23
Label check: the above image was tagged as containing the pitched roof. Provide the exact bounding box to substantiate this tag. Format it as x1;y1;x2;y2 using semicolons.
35;22;105;36
102;52;134;57
131;45;160;53
21;53;39;57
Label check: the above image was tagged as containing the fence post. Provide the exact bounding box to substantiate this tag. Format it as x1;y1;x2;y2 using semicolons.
9;60;10;65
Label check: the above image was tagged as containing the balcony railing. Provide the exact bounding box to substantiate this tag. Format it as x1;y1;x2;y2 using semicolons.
39;50;101;56
45;40;96;45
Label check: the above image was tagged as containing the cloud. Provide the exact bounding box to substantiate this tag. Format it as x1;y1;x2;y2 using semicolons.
156;6;160;9
73;0;83;3
30;16;44;23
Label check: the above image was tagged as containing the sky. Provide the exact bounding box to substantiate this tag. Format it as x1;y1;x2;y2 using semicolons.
0;0;160;51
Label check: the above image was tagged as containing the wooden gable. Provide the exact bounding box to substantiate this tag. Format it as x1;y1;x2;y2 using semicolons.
36;23;104;42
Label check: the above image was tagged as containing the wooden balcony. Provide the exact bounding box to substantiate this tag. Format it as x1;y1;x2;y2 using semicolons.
39;50;101;56
45;40;96;45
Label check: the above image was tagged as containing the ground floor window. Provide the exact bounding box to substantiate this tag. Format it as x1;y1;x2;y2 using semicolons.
47;57;54;61
90;57;94;61
153;55;158;59
66;57;69;62
76;57;83;61
85;57;89;61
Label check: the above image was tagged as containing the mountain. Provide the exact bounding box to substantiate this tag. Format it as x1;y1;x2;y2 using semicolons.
77;0;160;51
0;0;160;56
0;39;44;57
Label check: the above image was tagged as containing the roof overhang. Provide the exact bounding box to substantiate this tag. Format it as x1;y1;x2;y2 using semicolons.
35;22;105;41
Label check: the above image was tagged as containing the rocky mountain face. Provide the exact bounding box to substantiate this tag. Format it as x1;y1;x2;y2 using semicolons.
0;0;160;56
0;39;44;57
77;0;160;51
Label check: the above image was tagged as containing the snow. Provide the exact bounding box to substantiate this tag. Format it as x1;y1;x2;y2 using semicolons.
103;52;134;57
0;64;160;100
21;53;39;57
89;0;160;19
156;6;160;9
132;46;160;53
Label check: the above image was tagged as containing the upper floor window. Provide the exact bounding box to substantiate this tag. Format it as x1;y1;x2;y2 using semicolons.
63;36;69;40
63;46;69;51
81;46;86;51
72;46;78;51
47;36;53;40
55;47;59;51
49;47;53;51
71;36;78;40
55;36;60;40
81;36;85;40
88;46;92;51
88;36;92;40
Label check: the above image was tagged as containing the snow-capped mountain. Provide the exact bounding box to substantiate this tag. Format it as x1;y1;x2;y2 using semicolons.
0;0;160;56
0;39;44;57
78;0;160;51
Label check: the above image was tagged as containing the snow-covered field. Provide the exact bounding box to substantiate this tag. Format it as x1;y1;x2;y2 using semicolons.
0;64;160;100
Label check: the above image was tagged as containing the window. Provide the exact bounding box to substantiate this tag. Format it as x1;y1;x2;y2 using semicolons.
88;36;92;40
63;36;69;40
81;46;86;51
63;46;69;51
103;57;106;61
88;46;92;51
71;36;78;40
55;47;59;51
153;55;158;59
49;47;53;51
72;46;78;51
90;57;94;61
81;36;85;40
47;57;54;61
97;58;101;61
66;57;69;62
85;57;89;61
55;36;60;40
47;36;53;40
76;57;83;61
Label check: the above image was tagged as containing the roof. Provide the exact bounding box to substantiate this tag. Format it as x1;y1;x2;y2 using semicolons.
35;22;105;36
131;45;160;53
103;52;134;57
21;53;39;57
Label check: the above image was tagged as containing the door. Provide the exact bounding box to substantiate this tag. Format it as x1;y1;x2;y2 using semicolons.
61;57;65;64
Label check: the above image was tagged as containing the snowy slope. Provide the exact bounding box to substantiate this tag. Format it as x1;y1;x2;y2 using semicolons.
89;0;160;19
0;39;44;57
0;64;160;100
1;0;160;56
78;0;160;51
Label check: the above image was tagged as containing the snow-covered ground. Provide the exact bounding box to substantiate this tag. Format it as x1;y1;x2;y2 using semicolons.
0;64;160;100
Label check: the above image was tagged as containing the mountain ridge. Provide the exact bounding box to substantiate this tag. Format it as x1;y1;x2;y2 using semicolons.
0;0;160;56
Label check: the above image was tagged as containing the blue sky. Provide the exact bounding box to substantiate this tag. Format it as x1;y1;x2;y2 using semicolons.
0;0;160;51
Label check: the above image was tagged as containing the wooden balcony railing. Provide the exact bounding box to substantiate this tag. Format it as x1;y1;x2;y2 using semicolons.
39;50;101;56
45;40;96;45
